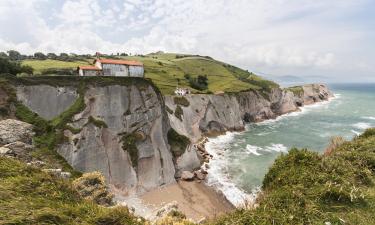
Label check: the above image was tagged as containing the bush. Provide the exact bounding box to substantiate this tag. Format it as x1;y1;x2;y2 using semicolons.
187;75;208;91
174;105;183;121
173;96;190;107
0;57;33;75
72;172;113;206
167;128;190;158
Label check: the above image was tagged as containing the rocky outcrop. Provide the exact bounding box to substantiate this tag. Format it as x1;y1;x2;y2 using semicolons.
166;84;332;142
57;85;175;193
0;119;34;145
17;85;78;120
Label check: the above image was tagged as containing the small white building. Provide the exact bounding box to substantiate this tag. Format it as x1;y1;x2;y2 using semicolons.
78;58;144;77
175;87;191;96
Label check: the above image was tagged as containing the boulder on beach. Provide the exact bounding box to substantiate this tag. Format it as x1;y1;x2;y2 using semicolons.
181;171;195;181
0;119;34;145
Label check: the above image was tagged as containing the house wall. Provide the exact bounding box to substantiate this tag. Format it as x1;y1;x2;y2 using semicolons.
83;70;100;76
79;69;83;76
102;63;128;76
129;66;144;77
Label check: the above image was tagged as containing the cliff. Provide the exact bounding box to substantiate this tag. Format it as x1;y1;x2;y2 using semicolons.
165;84;333;174
0;75;332;194
10;76;176;194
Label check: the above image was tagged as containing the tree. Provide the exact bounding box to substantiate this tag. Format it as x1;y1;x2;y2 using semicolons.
47;53;57;59
0;57;21;75
7;50;21;61
0;52;7;58
34;52;47;60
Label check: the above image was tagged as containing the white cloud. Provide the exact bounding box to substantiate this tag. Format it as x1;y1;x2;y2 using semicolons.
0;0;373;80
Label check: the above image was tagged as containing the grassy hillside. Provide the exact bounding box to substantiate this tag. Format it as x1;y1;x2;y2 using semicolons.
22;59;90;74
212;128;375;225
0;157;142;225
20;53;278;95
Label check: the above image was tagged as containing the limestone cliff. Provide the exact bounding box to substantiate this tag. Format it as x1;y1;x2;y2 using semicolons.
11;75;332;193
165;84;333;173
15;78;175;194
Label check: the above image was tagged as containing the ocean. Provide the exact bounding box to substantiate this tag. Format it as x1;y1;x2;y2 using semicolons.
204;83;375;207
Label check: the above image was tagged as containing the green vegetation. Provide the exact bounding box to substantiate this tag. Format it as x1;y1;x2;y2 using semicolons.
173;96;190;107
167;128;190;158
19;52;278;95
22;59;90;75
174;105;183;121
0;57;33;75
286;86;304;97
121;133;143;168
0;157;142;225
87;116;108;129
213;128;375;225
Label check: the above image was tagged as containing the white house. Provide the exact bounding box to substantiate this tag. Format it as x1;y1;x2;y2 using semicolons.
175;87;191;96
94;59;144;77
78;58;144;77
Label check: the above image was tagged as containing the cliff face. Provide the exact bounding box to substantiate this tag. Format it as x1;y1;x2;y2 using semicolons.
16;82;175;194
14;77;332;193
166;84;332;140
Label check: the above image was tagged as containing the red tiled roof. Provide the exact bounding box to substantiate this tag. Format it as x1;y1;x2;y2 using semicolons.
95;58;143;66
78;66;101;70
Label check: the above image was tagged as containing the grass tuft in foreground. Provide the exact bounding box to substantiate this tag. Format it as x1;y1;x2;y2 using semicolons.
212;128;375;225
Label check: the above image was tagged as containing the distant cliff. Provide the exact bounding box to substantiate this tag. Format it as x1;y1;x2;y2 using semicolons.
165;84;333;174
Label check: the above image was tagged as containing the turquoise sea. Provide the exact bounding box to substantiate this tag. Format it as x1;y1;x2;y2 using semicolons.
205;83;375;206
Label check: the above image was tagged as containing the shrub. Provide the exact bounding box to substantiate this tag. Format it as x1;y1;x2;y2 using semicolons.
173;96;190;107
72;172;113;206
174;105;183;121
87;116;108;128
167;128;190;158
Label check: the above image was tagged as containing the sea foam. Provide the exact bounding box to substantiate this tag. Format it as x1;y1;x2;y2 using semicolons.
205;132;256;207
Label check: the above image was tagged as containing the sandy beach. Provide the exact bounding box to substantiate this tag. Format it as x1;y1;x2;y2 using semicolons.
139;180;235;222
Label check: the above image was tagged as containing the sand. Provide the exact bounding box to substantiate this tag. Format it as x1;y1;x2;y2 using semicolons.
139;180;235;222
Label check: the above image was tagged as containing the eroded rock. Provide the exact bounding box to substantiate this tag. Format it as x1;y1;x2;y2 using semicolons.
0;119;34;145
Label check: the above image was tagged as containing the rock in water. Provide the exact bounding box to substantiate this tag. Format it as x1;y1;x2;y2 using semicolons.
181;171;195;181
0;119;34;145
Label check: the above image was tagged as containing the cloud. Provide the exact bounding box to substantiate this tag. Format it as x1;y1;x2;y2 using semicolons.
0;0;373;80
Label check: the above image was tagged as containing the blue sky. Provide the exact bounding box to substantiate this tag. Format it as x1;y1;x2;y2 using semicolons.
0;0;374;82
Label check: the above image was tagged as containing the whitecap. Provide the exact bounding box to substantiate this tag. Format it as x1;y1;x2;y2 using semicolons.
245;144;262;156
351;130;361;136
205;132;256;207
264;143;288;153
353;122;372;130
362;116;375;121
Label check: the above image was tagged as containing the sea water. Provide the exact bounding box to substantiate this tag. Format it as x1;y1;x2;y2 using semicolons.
205;83;375;207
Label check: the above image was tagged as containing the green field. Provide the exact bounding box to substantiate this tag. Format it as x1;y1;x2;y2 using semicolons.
21;53;278;95
22;59;90;74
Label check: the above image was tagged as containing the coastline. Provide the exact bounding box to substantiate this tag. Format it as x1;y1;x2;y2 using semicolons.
203;94;337;207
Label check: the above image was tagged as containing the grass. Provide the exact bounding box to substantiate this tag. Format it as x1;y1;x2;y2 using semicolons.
0;157;142;225
212;128;375;225
22;59;91;75
20;53;278;95
285;86;304;97
167;128;190;158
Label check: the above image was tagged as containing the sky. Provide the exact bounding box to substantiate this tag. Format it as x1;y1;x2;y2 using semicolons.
0;0;374;83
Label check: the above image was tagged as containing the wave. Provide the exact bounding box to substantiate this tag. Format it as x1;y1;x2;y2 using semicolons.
362;116;375;121
351;130;362;136
205;132;256;207
245;143;288;156
353;122;372;130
